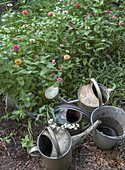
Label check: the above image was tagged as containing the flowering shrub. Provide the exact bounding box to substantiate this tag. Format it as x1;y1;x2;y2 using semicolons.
0;0;124;119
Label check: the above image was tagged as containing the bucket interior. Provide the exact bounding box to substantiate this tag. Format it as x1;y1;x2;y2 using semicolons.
39;135;52;157
92;84;108;104
66;109;81;123
91;107;125;137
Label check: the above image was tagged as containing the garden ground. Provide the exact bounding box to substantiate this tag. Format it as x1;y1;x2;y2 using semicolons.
0;95;125;170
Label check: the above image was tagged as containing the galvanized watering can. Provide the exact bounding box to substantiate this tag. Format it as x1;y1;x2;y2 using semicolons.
5;93;43;124
91;106;125;149
29;120;101;170
45;78;113;114
54;103;90;135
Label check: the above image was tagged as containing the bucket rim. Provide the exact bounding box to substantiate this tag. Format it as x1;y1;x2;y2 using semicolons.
91;106;125;139
37;128;72;159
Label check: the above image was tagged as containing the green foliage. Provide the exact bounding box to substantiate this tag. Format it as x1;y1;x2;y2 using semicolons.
21;134;34;153
0;0;124;123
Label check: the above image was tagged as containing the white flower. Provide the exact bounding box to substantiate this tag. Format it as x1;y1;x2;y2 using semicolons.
76;124;80;128
39;9;43;11
22;24;28;28
66;50;69;53
56;127;61;131
63;10;68;14
36;22;41;24
101;39;105;42
50;124;56;129
74;127;78;130
7;3;13;7
48;119;53;125
30;39;35;42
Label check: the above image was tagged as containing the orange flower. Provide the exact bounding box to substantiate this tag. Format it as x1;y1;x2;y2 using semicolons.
68;1;72;3
64;54;70;60
45;53;47;55
31;27;34;29
15;59;21;64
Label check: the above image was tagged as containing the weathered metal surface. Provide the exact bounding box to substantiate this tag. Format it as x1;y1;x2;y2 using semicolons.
91;106;125;149
29;120;101;170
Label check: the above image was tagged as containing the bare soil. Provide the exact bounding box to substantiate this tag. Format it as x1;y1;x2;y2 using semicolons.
0;95;125;170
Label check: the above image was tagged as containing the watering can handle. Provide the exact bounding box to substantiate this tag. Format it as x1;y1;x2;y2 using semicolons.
47;126;62;157
90;78;103;106
29;146;40;157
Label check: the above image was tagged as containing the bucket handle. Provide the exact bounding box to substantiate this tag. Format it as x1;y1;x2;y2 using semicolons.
90;78;103;106
47;126;62;157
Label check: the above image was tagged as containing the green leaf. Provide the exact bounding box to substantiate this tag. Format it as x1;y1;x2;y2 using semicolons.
16;77;24;85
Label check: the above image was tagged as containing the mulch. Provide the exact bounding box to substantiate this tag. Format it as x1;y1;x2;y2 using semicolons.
0;95;125;170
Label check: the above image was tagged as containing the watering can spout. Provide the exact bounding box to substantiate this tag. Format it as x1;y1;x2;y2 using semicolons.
72;120;102;149
5;94;43;124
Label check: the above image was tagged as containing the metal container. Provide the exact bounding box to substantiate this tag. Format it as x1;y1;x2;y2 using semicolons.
45;78;113;115
91;106;125;149
29;120;101;170
54;103;90;135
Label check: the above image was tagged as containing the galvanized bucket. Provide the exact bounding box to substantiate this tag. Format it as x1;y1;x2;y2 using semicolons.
91;106;125;149
29;120;101;170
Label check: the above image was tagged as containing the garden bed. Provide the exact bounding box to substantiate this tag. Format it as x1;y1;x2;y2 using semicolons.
0;95;125;170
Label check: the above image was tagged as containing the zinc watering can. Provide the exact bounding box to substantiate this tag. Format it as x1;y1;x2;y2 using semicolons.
5;93;43;124
53;103;90;135
29;120;101;170
45;78;113;114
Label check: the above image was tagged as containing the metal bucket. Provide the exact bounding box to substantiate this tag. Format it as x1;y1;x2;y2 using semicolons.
91;106;125;149
29;120;101;170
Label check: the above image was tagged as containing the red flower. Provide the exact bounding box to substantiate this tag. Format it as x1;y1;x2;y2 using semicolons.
13;45;20;51
18;38;22;41
48;11;53;16
52;72;55;74
106;10;111;14
22;10;28;15
75;4;80;7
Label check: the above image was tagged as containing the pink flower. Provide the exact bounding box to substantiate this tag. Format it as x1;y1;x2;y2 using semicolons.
34;56;37;59
57;49;60;51
77;36;81;39
22;10;28;15
13;45;20;51
57;78;62;82
90;12;94;14
68;20;72;24
75;4;80;7
42;27;46;30
84;17;87;20
52;61;56;65
60;44;64;47
52;72;55;74
112;16;116;19
64;37;67;39
0;41;2;43
61;66;64;68
119;21;123;24
15;65;19;68
18;38;22;41
106;10;111;14
48;11;53;16
69;27;73;30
